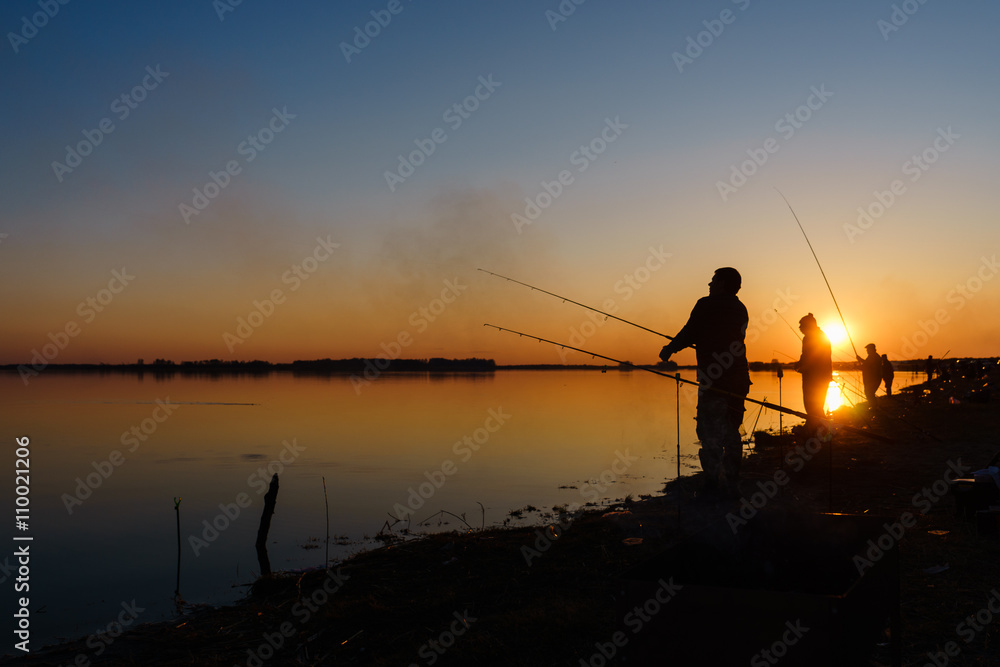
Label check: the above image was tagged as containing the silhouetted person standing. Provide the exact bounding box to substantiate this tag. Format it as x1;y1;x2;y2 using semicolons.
659;267;750;498
857;343;883;405
795;313;832;432
882;354;895;396
925;355;936;381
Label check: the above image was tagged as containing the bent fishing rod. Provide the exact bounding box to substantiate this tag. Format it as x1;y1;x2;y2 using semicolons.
773;303;943;442
768;224;924;424
776;189;860;359
775;308;866;399
478;268;678;342
484;323;893;443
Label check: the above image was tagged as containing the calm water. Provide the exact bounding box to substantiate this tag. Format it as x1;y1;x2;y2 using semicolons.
0;368;921;649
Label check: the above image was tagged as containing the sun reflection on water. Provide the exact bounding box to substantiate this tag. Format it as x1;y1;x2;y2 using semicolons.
825;373;843;413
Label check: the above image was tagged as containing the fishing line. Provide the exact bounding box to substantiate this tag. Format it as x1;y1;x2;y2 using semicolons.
776;309;802;341
478;268;679;342
775;189;860;359
485;323;894;443
775;307;866;402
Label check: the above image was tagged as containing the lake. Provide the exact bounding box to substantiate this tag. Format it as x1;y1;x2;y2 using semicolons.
0;367;922;650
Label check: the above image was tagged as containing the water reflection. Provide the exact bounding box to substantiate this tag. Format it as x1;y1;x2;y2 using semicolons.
0;368;921;647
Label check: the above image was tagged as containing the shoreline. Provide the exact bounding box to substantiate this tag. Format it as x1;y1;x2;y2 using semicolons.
5;365;1000;666
2;357;985;375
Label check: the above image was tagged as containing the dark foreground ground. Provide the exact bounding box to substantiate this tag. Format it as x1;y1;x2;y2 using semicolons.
5;365;1000;666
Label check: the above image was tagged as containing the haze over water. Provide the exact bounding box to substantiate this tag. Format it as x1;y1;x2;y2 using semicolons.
0;368;923;649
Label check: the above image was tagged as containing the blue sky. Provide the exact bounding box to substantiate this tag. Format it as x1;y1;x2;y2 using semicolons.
2;0;999;364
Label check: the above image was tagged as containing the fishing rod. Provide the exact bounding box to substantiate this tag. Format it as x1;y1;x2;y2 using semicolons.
484;323;894;443
767;256;943;440
773;308;867;401
775;189;860;359
745;398;767;440
775;308;860;372
776;309;802;341
478;268;677;342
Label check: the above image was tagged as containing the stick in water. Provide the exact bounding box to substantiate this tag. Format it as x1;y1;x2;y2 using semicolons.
322;476;330;571
174;497;182;600
256;474;280;577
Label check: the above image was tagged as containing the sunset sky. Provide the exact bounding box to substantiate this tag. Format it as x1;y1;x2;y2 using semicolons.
2;0;998;367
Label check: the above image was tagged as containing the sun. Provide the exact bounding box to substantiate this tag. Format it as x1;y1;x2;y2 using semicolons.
824;322;848;347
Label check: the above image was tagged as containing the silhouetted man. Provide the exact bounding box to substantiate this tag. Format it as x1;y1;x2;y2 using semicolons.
795;313;832;432
882;354;895;396
857;343;883;405
659;267;750;497
925;355;936;382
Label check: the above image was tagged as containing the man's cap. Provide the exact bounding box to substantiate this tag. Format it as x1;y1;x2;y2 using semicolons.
713;267;742;293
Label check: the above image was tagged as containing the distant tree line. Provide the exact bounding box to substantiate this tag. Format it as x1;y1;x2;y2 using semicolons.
0;357;497;375
289;357;497;373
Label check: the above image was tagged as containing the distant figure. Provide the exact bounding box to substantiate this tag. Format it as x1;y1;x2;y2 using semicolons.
659;267;750;498
795;313;832;432
857;343;883;405
882;354;895;396
925;355;936;381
